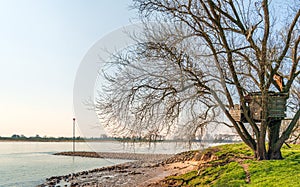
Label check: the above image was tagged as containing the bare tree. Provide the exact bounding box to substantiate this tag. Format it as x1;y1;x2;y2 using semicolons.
96;0;300;160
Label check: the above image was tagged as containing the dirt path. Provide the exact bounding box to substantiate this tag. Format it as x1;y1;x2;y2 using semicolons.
139;161;198;187
241;163;251;184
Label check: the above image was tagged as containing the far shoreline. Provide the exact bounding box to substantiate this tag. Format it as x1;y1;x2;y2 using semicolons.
0;139;117;143
0;138;241;144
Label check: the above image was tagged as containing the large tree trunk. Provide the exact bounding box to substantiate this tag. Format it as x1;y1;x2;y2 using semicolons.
256;132;268;160
268;148;283;160
267;120;283;159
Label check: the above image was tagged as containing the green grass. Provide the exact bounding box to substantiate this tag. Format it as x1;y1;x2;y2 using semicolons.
247;144;300;187
165;143;300;187
212;143;253;158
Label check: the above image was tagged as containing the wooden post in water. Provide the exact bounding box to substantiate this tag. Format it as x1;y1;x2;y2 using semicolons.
73;118;76;153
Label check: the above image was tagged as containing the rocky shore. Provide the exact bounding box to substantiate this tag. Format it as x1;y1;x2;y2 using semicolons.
38;151;200;187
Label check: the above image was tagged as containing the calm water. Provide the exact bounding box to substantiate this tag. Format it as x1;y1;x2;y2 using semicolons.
0;141;207;187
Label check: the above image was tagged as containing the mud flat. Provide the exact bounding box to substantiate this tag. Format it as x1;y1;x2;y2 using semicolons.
54;151;173;161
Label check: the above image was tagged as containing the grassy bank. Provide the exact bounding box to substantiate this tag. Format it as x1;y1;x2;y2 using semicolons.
160;143;300;187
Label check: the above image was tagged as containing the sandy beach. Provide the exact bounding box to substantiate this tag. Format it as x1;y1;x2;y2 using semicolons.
38;151;200;187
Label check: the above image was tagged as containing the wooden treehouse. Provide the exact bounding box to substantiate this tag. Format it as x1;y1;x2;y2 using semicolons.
229;92;288;122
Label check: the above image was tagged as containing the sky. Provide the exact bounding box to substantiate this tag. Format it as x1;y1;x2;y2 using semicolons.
0;0;135;137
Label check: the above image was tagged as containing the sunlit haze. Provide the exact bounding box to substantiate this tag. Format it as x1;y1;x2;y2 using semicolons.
0;0;134;137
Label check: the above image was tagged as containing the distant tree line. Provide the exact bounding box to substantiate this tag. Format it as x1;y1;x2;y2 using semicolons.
0;134;85;142
0;133;244;143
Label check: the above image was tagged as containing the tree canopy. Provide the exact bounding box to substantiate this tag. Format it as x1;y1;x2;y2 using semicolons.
96;0;300;160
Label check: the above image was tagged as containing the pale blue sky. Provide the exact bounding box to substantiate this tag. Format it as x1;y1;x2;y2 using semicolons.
0;0;134;137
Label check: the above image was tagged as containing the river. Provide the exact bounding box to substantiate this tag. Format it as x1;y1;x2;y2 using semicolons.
0;141;209;186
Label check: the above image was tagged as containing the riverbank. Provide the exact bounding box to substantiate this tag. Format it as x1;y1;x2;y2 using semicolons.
39;151;200;186
156;143;300;186
39;143;300;186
